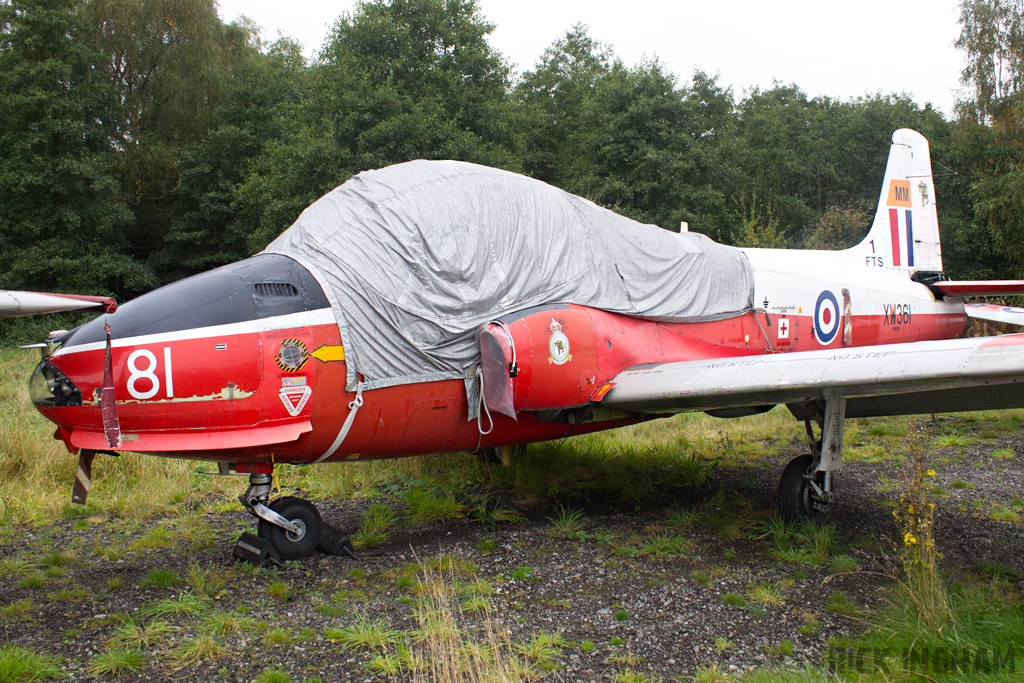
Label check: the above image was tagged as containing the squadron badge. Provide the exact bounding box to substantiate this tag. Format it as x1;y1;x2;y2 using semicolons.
547;319;572;365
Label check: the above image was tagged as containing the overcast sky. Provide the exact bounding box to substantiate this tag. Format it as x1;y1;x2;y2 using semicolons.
216;0;968;116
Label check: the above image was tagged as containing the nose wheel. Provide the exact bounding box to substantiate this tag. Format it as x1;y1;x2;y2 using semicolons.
238;472;324;561
256;497;323;560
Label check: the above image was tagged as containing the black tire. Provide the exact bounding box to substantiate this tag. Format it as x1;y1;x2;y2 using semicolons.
777;454;829;523
257;497;322;560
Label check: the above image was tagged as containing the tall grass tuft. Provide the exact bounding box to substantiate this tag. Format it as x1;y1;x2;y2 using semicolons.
0;644;62;682
410;566;534;682
353;502;398;549
892;425;949;630
842;426;1024;676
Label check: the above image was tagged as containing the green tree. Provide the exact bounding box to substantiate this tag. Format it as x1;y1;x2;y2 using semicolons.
158;32;306;279
0;0;150;295
515;24;614;184
80;0;240;281
953;0;1024;277
517;27;744;240
956;0;1024;126
240;0;517;249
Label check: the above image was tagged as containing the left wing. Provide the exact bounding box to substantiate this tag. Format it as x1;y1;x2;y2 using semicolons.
599;335;1024;420
0;290;117;317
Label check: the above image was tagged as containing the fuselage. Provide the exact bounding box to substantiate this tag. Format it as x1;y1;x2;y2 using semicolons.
30;244;966;467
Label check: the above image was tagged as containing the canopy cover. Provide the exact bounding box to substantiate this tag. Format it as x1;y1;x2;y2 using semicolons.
265;160;754;392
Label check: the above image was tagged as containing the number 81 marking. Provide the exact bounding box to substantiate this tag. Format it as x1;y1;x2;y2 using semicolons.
126;348;174;400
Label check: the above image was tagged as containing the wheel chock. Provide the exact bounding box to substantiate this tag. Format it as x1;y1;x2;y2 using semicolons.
232;531;283;567
317;523;357;557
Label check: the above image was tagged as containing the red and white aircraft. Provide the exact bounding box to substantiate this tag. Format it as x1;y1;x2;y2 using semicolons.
16;129;1024;560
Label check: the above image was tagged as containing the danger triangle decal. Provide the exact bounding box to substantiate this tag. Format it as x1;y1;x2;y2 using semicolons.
279;386;312;417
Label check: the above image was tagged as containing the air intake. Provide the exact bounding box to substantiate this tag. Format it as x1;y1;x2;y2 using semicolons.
254;282;299;297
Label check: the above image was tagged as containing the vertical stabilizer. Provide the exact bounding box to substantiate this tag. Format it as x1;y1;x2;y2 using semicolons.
853;129;942;274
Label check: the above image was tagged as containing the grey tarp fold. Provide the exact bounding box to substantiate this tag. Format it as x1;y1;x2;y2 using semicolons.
264;160;754;395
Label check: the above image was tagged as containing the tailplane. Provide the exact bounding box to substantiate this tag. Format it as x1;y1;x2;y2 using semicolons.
853;129;942;274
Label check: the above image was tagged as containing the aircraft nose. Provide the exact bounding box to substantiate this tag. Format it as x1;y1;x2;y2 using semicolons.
29;253;331;445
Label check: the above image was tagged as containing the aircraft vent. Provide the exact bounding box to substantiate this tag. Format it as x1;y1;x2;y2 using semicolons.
254;282;299;297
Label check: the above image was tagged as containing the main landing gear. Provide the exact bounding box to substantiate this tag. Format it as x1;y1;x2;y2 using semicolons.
234;471;354;565
777;393;846;523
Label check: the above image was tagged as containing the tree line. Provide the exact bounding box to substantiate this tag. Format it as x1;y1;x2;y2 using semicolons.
1;0;1022;316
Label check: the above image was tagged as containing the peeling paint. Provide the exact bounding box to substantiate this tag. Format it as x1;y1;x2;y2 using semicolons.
87;385;255;406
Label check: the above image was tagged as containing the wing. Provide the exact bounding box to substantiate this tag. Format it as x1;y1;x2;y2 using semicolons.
598;335;1024;420
964;303;1024;327
0;290;117;317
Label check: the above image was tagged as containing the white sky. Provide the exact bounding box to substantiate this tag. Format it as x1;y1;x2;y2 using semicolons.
216;0;968;116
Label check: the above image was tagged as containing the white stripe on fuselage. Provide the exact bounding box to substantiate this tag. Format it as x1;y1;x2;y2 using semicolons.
53;308;336;357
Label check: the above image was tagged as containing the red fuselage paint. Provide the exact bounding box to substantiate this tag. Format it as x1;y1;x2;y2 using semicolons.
35;302;966;466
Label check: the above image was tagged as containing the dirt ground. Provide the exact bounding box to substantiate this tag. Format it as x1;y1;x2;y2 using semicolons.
2;428;1024;682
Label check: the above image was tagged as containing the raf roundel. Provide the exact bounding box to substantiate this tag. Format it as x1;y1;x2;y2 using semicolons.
813;290;841;345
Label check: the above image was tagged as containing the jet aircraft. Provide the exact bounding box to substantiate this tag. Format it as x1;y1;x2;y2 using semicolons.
13;129;1024;561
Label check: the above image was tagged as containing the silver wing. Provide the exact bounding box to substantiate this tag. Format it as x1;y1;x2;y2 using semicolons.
0;290;116;317
599;335;1024;421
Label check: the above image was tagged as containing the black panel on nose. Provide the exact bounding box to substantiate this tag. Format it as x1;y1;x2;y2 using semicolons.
60;254;330;348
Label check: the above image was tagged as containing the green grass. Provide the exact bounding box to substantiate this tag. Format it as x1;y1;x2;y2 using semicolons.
140;591;208;619
723;593;748;607
0;644;62;682
759;516;836;566
1;599;34;619
140;567;181;588
262;628;293;646
825;592;864;619
266;580;294;603
352;502;398;549
255;669;292;683
108;617;175;649
404;487;466;524
636;534;694;557
168;635;227;666
846;584;1024;679
201;611;246;636
547;506;585;538
513;632;567;672
88;648;146;676
185;562;226;598
748;584;786;608
326;613;396;651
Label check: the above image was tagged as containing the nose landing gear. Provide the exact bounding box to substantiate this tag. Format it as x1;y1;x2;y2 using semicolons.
234;469;353;565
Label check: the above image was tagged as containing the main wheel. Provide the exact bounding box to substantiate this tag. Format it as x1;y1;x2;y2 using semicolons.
257;497;323;560
777;454;829;523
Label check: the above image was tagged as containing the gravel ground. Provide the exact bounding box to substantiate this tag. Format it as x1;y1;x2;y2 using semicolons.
3;423;1024;682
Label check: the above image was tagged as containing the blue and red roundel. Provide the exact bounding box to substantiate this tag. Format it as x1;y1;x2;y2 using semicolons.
813;290;841;345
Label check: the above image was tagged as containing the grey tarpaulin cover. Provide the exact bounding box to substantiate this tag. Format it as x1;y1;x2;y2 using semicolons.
264;160;754;398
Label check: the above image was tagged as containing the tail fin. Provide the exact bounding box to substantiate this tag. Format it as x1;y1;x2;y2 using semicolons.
853;129;942;274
